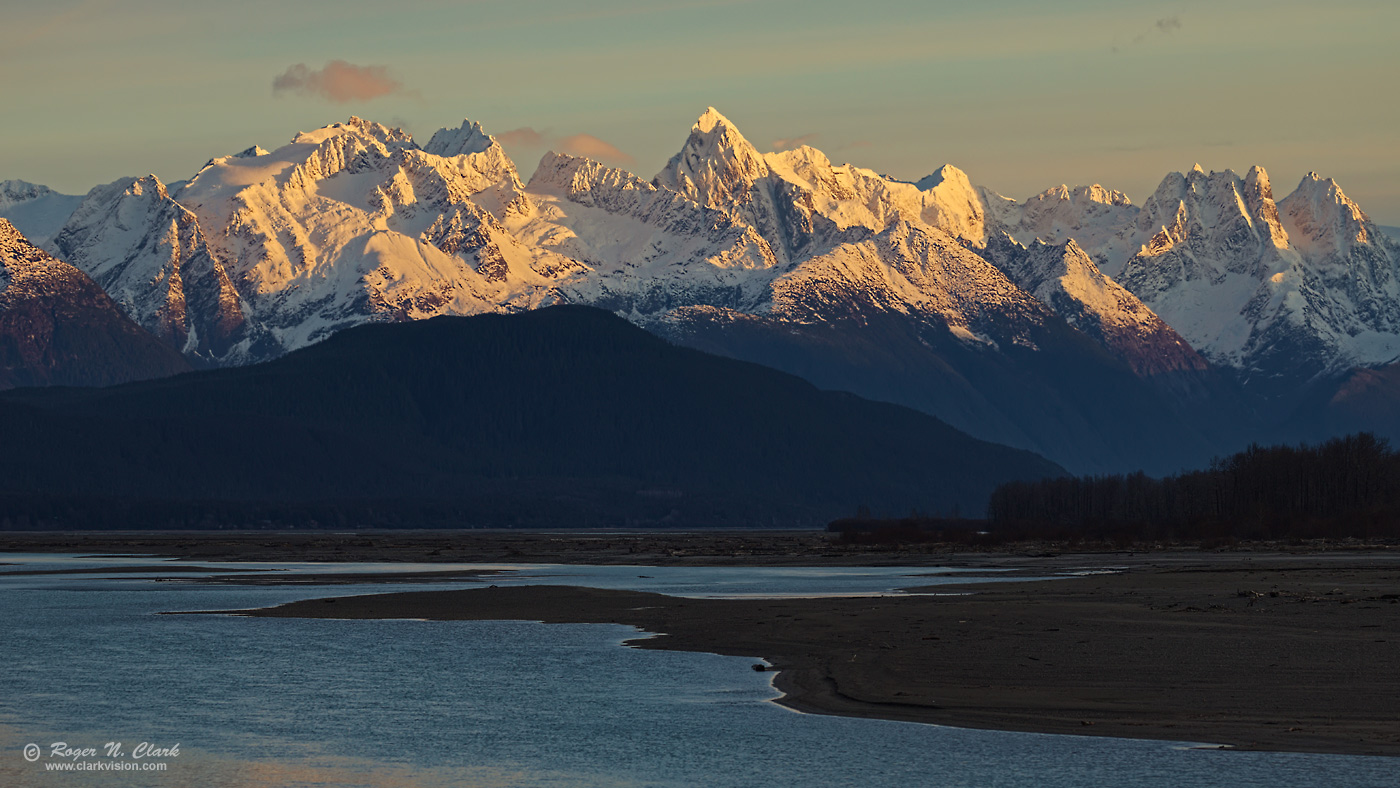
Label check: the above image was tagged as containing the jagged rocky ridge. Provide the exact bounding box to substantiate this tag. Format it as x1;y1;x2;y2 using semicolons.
3;109;1398;472
985;165;1400;397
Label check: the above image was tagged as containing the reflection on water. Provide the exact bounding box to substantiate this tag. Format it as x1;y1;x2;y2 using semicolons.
0;721;604;788
0;554;1395;787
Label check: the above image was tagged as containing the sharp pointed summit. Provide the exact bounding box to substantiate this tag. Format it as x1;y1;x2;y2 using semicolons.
654;107;771;207
914;164;988;244
694;106;739;135
49;173;250;361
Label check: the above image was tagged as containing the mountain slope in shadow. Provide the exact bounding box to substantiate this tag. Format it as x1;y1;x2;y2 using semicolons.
0;306;1063;527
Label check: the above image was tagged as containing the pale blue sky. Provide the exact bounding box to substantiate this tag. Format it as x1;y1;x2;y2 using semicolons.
2;0;1397;221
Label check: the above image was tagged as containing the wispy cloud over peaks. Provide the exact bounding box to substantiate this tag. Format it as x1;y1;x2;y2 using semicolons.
494;127;633;166
558;133;634;165
273;61;406;103
497;127;547;148
771;133;820;152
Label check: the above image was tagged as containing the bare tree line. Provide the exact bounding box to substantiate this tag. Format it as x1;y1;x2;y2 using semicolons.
987;433;1400;540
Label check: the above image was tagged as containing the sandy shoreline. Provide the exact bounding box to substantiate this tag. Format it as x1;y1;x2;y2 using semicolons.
240;555;1400;757
6;531;1398;754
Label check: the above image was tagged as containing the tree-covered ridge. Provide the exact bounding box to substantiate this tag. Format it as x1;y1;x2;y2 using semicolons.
0;306;1061;529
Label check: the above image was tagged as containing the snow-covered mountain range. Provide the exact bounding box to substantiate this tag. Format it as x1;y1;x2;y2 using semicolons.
3;108;1397;472
983;164;1400;393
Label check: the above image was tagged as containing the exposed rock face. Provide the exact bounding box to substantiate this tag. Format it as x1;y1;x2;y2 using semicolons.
1114;167;1400;393
982;233;1207;378
0;219;189;389
50;175;249;362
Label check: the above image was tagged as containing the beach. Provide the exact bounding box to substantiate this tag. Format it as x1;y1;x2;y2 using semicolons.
5;531;1397;755
242;553;1400;756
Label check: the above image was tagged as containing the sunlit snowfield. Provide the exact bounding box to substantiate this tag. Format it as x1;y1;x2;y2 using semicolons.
0;555;1394;787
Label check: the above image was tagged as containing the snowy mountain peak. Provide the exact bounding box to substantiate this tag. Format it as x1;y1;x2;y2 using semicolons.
127;174;168;200
1025;183;1134;212
1289;172;1352;208
694;106;739;135
646;107;806;263
914;164;971;193
1;180;57;206
1082;184;1131;207
291;116;412;147
198;146;271;175
60;174;173;241
768;144;832;172
0;181;84;247
529;151;620;194
911;164;987;244
1278;171;1380;260
1238;165;1290;250
981;231;1207;376
424;119;495;158
654;107;770;206
1111;165;1400;380
1243;164;1270;192
1131;165;1294;280
49;171;255;361
1139;166;1267;229
525;149;778;278
410;119;524;216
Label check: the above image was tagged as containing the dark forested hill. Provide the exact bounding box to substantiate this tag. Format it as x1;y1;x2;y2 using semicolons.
0;306;1062;528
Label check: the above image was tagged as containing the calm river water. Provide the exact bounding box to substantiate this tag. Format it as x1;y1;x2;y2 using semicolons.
0;554;1393;787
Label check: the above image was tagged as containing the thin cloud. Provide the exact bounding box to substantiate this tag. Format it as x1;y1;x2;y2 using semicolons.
497;127;547;148
492;126;634;167
272;60;406;103
771;133;820;152
558;133;635;166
